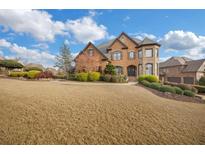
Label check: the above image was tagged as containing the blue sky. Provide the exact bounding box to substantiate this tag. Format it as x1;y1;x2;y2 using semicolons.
0;9;205;67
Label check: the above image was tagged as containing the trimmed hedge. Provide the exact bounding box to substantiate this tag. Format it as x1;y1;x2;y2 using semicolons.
25;67;43;72
88;72;100;81
76;72;88;81
27;70;41;79
101;74;127;83
37;71;53;79
54;74;66;79
183;90;195;97
138;75;159;83
149;82;162;90
9;71;27;77
173;86;184;95
164;81;198;93
159;85;176;94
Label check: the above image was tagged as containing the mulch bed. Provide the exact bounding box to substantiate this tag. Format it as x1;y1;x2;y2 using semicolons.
138;84;205;104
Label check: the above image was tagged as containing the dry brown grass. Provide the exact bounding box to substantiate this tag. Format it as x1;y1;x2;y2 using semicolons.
0;78;205;145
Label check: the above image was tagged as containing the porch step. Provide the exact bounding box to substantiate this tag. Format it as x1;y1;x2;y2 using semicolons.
128;76;137;82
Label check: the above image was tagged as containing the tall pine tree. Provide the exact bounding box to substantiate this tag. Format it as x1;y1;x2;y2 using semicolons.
55;42;73;74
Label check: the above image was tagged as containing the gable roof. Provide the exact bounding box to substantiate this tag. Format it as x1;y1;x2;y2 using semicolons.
159;57;192;68
75;32;160;60
182;59;205;72
107;38;128;50
74;42;108;61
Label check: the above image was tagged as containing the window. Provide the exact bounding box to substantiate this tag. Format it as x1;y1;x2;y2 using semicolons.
120;36;125;43
115;66;123;74
138;50;142;58
145;49;153;57
145;63;153;75
88;48;93;56
138;64;143;75
129;51;135;59
113;51;122;60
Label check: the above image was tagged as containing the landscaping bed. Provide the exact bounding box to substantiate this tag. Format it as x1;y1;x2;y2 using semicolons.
138;84;205;104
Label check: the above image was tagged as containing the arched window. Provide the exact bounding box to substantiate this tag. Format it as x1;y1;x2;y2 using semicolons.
129;51;135;59
113;51;122;60
115;66;123;75
145;63;153;75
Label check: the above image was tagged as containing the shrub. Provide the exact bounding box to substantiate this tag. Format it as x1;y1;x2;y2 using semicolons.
76;72;88;81
27;70;41;79
25;67;43;72
138;75;159;83
199;76;205;86
159;85;176;94
104;63;116;75
138;75;146;83
145;75;159;83
140;80;151;87
149;82;162;90
164;81;197;93
183;90;195;97
101;74;112;82
37;71;53;79
9;71;27;77
194;85;205;93
88;72;100;81
173;86;184;95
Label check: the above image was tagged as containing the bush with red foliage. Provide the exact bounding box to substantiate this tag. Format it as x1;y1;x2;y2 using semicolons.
37;71;53;79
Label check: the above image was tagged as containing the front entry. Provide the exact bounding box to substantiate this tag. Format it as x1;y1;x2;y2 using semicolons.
127;65;136;76
127;65;137;81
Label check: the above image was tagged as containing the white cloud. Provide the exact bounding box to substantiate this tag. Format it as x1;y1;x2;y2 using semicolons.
66;16;108;44
0;10;67;42
32;43;49;50
160;30;205;59
123;16;130;21
132;32;157;40
0;39;55;67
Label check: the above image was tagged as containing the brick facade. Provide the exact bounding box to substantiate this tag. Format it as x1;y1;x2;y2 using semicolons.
75;32;160;79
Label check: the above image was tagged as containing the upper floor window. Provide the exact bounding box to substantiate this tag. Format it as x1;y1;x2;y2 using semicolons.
145;63;153;75
145;49;153;57
88;48;93;56
113;51;122;60
129;51;135;59
138;50;142;58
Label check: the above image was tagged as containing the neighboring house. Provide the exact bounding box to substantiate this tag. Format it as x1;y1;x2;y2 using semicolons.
74;32;160;80
159;57;205;84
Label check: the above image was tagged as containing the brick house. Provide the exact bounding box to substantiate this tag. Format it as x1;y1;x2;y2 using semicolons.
159;57;205;84
74;32;160;80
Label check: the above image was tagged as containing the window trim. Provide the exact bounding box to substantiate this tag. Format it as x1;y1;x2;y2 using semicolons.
145;63;153;75
128;51;135;60
145;48;153;58
138;50;143;59
112;51;122;61
88;48;94;57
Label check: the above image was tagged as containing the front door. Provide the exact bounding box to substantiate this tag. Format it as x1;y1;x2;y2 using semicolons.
127;65;136;76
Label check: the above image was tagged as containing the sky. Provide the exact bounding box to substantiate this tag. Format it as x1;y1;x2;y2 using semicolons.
0;9;205;67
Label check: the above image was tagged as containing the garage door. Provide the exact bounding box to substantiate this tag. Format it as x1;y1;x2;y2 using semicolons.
183;77;194;84
167;77;181;83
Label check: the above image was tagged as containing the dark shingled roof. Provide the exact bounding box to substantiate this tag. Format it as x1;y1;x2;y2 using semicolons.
160;56;205;73
159;57;192;68
182;59;205;72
